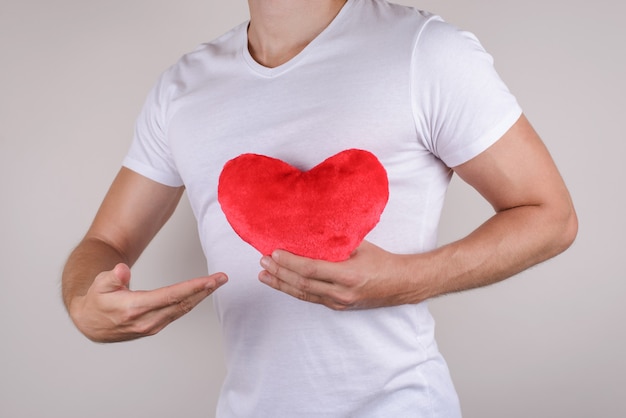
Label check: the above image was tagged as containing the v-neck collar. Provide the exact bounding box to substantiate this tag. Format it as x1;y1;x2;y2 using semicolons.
241;0;355;77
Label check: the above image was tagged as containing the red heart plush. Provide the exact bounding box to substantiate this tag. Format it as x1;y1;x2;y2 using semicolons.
217;149;389;262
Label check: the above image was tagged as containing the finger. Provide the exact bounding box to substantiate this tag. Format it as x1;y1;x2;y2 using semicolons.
266;250;337;282
258;269;329;305
135;273;228;313
259;270;354;310
259;255;337;303
122;273;228;335
112;263;131;287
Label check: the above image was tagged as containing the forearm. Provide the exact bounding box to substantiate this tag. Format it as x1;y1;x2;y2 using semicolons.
258;116;577;310
408;202;577;302
61;237;130;311
257;202;577;310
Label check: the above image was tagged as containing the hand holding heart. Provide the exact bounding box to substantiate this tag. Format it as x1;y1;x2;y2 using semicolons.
218;148;422;309
258;241;424;310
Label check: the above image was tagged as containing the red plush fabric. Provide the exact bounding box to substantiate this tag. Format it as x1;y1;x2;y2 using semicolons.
217;149;389;262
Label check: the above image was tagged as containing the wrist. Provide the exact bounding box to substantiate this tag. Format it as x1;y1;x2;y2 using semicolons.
399;248;446;304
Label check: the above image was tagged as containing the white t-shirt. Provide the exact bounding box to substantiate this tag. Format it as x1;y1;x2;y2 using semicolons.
123;0;522;416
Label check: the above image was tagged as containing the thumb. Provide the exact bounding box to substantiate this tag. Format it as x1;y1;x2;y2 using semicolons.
94;263;132;293
112;263;132;288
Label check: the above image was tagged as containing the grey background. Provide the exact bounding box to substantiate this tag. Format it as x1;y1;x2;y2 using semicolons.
1;0;624;417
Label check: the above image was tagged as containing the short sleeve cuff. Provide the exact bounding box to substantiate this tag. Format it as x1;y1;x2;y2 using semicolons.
122;156;184;187
442;105;523;168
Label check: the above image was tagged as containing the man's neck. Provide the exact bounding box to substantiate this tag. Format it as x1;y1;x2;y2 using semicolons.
247;0;347;68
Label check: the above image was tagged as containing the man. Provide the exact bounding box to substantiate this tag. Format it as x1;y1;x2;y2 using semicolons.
62;0;577;416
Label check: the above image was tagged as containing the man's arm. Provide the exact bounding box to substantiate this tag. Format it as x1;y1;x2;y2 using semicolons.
63;167;227;342
257;115;578;310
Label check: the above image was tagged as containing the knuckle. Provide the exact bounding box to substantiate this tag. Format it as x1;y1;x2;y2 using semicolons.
269;262;282;276
165;293;183;307
271;264;284;278
328;300;349;311
301;262;318;278
177;298;195;315
333;291;357;310
342;271;360;287
146;322;165;336
164;290;198;316
296;289;310;302
296;276;311;293
131;320;157;336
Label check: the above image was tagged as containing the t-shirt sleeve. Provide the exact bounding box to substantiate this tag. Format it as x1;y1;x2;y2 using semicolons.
411;18;523;168
122;70;184;187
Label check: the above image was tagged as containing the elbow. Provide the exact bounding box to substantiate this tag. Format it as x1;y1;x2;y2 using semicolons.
565;208;579;249
553;201;578;255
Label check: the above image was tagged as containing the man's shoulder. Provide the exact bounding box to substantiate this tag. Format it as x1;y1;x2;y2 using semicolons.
363;0;438;26
153;21;248;98
179;21;248;68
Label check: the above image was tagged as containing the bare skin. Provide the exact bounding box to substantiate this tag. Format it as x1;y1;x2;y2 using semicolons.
63;0;577;341
62;169;228;343
258;115;578;310
62;0;350;343
247;0;347;67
